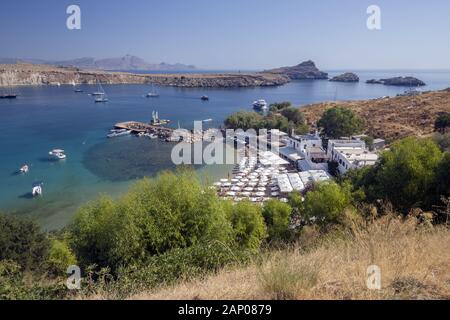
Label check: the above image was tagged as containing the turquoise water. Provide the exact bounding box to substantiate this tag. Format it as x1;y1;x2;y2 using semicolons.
1;70;449;229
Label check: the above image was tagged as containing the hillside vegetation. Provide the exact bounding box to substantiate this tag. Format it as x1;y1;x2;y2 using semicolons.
131;215;450;300
301;89;450;141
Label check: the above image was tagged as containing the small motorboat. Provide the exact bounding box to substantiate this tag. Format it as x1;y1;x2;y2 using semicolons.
202;118;213;122
20;165;29;174
201;95;209;101
253;99;268;111
49;149;67;160
74;89;83;93
107;129;131;138
32;182;43;197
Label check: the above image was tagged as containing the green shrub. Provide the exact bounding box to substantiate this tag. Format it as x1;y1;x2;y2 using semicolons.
70;170;232;272
46;238;77;276
224;200;267;252
262;200;293;241
0;214;50;271
303;182;352;224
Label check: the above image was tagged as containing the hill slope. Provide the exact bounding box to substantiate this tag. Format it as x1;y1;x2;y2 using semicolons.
300;89;450;141
130;217;450;300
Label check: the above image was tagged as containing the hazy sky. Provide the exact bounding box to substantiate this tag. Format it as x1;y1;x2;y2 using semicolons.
1;0;450;70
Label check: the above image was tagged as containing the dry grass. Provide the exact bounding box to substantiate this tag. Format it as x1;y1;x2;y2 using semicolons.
131;216;450;300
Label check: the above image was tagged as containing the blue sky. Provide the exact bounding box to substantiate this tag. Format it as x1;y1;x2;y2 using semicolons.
1;0;450;70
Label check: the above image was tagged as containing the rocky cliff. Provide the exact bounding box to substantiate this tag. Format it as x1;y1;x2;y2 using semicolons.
0;64;288;88
264;60;328;80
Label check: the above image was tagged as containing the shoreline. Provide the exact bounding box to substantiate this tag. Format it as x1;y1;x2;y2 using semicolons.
0;63;289;88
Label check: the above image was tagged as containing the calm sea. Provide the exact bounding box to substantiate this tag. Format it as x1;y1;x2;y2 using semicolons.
1;70;449;229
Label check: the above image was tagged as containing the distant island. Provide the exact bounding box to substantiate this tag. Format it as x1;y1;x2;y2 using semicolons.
0;55;197;72
263;60;328;80
366;76;426;86
330;72;359;82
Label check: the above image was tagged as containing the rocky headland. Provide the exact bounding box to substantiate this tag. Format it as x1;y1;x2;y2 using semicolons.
0;63;289;88
329;72;359;82
264;60;328;80
366;76;426;86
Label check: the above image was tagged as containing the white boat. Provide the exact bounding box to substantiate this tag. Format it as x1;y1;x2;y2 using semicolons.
202;118;213;122
95;94;109;103
20;165;29;173
253;99;268;110
146;84;159;97
49;149;67;160
91;81;107;97
32;182;43;197
107;129;131;138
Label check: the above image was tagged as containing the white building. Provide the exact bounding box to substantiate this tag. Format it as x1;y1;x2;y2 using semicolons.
327;139;378;174
278;132;328;171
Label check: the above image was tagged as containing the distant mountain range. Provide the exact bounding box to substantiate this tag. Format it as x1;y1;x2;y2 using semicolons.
0;55;197;71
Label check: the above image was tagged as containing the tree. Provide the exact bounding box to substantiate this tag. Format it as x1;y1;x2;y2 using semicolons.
0;214;49;271
361;136;374;151
303;182;352;224
269;101;292;112
224;111;264;130
317;107;364;138
262;200;293;241
434;113;450;134
280;107;305;125
365;137;443;211
224;200;267;251
263;113;290;132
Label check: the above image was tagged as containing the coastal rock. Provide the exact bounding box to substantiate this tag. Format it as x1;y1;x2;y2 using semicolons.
330;72;359;82
366;76;426;86
0;63;289;88
264;60;328;80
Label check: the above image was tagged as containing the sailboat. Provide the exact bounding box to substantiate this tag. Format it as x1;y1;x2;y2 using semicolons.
146;83;159;97
91;80;105;96
94;82;108;103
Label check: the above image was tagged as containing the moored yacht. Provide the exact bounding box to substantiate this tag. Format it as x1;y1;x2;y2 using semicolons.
32;182;43;197
49;149;67;160
146;83;159;97
253;99;268;111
